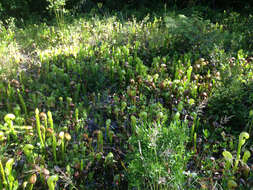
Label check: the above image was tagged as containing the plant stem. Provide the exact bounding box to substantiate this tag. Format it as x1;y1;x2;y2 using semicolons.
35;109;45;149
48;111;57;162
17;89;28;120
0;160;7;189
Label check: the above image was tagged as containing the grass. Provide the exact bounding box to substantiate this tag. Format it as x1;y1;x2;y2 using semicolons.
0;5;253;189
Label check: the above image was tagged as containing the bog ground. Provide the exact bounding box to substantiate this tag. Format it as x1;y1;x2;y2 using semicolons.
0;1;253;189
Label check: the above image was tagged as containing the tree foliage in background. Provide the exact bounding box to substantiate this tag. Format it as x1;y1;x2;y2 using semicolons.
0;0;252;22
0;0;48;21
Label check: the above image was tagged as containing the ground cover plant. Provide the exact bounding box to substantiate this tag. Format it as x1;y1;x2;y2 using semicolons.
0;2;253;189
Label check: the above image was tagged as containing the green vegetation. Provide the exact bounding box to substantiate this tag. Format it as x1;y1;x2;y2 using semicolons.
0;1;253;189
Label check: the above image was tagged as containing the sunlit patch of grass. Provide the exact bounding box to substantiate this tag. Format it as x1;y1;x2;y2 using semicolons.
0;29;24;78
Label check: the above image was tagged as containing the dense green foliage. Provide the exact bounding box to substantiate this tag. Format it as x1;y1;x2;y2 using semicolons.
0;3;253;190
1;0;252;21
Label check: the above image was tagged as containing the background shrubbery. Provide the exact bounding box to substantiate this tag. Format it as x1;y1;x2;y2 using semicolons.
0;0;252;21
